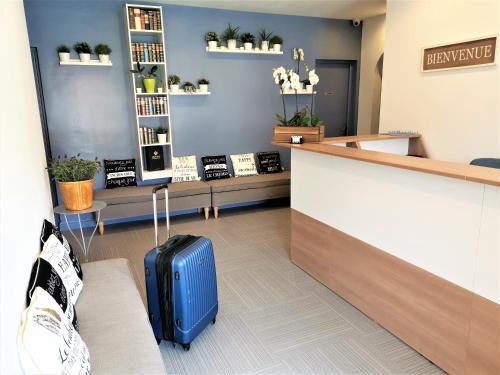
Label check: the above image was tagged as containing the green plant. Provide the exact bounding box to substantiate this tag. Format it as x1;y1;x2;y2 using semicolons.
198;78;210;85
258;29;273;42
269;35;283;46
239;32;255;44
73;42;92;54
130;62;158;79
167;74;180;85
221;23;240;42
57;45;70;53
204;31;219;42
94;43;112;55
181;82;195;92
156;127;167;134
48;155;101;182
287;107;309;127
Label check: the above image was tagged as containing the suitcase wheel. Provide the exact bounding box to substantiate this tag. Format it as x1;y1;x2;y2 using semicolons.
182;343;190;351
212;317;216;325
156;338;162;345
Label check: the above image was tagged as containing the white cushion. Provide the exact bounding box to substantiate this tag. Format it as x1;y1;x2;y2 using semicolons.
230;153;258;177
172;155;200;183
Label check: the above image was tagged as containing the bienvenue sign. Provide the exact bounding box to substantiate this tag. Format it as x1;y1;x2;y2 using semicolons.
422;36;497;72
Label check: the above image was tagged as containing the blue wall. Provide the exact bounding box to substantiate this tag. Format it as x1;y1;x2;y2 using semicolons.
24;0;361;192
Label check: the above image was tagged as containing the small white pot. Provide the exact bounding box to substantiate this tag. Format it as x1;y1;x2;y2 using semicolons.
306;85;313;93
261;41;269;51
98;54;110;63
244;42;253;51
199;84;208;93
170;84;179;93
157;87;163;93
79;53;90;63
208;40;218;50
157;134;167;144
273;44;281;52
136;87;143;93
227;39;237;50
58;52;70;62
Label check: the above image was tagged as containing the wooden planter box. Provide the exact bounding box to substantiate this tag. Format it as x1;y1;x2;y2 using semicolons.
273;125;325;143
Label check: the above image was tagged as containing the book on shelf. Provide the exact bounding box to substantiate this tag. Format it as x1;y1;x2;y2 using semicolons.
128;7;162;31
131;43;164;63
139;126;167;145
136;97;167;116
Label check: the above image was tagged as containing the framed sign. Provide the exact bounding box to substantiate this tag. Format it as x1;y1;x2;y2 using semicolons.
422;36;497;72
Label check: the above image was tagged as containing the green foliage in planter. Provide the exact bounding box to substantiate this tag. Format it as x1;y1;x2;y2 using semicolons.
57;45;70;53
74;42;92;54
94;43;112;55
239;32;255;44
48;155;101;182
258;29;273;42
275;108;322;127
130;62;157;78
181;82;196;92
168;74;181;85
156;127;168;134
221;23;240;42
198;78;210;85
205;31;219;42
269;35;283;46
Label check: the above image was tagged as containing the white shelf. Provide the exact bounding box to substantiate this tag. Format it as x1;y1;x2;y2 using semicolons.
141;142;170;147
133;61;165;65
169;91;211;96
142;169;172;180
282;91;317;95
138;114;169;118
135;92;167;96
205;46;283;55
59;59;112;66
130;29;162;34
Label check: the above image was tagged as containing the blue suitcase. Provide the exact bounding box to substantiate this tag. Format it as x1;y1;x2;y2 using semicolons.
144;184;218;351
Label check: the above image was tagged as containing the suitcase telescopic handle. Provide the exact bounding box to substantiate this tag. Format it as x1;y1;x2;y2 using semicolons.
152;184;169;247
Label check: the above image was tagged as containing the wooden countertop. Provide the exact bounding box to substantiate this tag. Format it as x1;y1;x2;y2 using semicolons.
274;136;500;187
321;134;421;144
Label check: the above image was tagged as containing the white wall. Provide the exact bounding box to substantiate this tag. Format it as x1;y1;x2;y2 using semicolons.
357;14;385;135
0;1;54;373
379;0;499;163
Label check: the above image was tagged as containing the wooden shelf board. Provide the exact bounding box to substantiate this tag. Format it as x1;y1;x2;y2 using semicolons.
169;91;211;96
205;47;283;55
59;59;112;66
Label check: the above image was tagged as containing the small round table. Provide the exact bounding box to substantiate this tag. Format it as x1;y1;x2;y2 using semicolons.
54;201;107;262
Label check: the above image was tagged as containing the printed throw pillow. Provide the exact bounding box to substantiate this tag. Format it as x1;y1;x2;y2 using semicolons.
40;234;83;305
40;219;83;281
201;155;230;181
257;151;282;174
17;287;91;375
230;153;258;177
104;159;137;189
172;155;200;183
26;257;79;331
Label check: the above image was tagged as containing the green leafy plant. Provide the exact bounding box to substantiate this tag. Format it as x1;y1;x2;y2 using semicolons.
221;23;240;42
130;62;158;78
204;31;219;42
181;82;196;92
258;29;273;42
57;45;70;53
48;155;101;182
73;42;92;54
167;74;181;85
156;127;167;134
198;78;210;85
287;107;310;127
239;32;255;44
269;35;283;46
94;43;112;55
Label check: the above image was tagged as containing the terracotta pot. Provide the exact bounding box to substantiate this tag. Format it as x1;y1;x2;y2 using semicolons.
273;125;325;143
58;179;94;211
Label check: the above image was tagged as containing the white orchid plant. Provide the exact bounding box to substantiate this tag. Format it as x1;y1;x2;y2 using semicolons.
273;48;322;127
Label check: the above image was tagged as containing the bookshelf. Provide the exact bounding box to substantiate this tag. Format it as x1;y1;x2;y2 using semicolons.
125;3;173;180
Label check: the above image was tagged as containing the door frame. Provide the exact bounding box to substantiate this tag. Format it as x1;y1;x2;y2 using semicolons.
315;59;359;136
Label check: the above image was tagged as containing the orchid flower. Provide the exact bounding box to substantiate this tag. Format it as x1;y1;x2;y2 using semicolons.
309;69;319;86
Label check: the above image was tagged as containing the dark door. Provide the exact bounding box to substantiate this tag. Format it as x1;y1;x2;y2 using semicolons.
315;60;357;137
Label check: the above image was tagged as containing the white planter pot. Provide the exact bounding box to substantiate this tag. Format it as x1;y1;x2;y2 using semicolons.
273;44;281;52
227;39;237;50
170;84;179;93
157;87;163;93
306;85;313;93
157;134;167;144
98;54;110;63
136;87;142;93
199;84;208;93
208;40;218;50
244;43;253;51
58;52;70;62
79;53;90;63
261;41;269;51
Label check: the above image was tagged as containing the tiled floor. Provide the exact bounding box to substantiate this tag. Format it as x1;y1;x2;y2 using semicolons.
73;206;444;374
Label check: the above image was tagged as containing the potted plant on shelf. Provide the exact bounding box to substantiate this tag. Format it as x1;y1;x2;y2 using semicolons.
168;74;180;93
130;62;158;93
181;82;196;93
197;78;210;93
74;41;92;63
258;29;273;51
205;31;219;50
221;23;240;50
269;35;283;52
57;45;70;63
94;43;112;63
157;127;168;144
239;32;256;51
48;155;101;211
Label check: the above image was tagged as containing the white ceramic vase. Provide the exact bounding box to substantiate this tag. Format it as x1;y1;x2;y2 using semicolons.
170;84;179;93
157;87;163;93
98;54;110;63
158;134;167;144
79;53;90;63
208;41;217;50
227;39;237;50
273;44;281;52
261;41;269;51
244;43;253;51
306;85;313;93
199;84;208;93
136;87;142;93
58;52;70;62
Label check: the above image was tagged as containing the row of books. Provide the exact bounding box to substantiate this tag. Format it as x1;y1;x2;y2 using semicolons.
139;127;164;145
132;43;164;63
136;97;168;116
128;7;162;31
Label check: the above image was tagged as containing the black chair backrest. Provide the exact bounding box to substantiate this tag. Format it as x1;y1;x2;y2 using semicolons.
470;158;500;169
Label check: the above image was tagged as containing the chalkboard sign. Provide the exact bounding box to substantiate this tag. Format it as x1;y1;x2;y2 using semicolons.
104;159;137;189
257;151;282;174
201;155;230;181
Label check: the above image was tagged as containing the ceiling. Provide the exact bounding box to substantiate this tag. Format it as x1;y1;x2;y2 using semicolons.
155;0;386;20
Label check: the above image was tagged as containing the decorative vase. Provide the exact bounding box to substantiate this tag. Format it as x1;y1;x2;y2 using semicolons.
227;39;237;50
306;85;313;93
79;53;90;63
58;179;94;211
199;84;208;93
157;87;163;93
98;54;110;63
273;44;281;52
261;41;269;51
136;87;142;93
208;41;217;50
170;84;179;93
158;133;167;144
244;42;253;51
58;52;70;62
143;78;156;93
273;125;325;143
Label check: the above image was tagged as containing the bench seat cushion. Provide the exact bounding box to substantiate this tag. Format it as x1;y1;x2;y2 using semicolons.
77;259;165;374
208;171;290;193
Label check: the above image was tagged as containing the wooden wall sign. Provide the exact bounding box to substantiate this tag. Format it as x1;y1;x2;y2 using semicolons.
422;36;497;72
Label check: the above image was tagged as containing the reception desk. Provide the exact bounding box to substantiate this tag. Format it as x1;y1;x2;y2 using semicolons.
276;135;499;375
